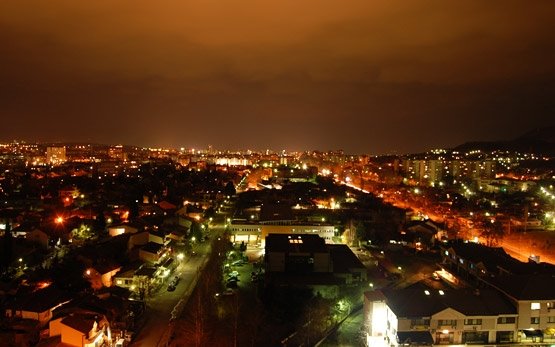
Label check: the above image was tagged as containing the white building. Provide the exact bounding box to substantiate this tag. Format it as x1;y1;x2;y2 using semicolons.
229;221;335;246
364;285;519;346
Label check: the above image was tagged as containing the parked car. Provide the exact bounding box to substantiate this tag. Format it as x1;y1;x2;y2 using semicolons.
214;289;236;298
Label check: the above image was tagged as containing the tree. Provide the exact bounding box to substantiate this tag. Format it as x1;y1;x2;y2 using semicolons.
203;206;216;219
1;221;13;272
355;220;367;246
239;241;247;253
94;207;106;234
297;294;332;346
128;199;139;221
224;181;236;197
480;219;505;247
50;256;89;292
189;223;204;246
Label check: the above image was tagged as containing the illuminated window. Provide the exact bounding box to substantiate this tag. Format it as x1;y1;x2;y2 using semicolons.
531;317;540;324
464;319;482;325
548;316;555;323
531;302;541;310
438;319;457;326
497;317;515;324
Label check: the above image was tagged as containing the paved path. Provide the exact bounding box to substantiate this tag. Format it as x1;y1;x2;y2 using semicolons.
130;252;207;347
318;308;365;347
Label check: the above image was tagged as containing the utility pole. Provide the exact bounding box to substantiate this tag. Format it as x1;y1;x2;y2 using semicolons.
523;203;529;233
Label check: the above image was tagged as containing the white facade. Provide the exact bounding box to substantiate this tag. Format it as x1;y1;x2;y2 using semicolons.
230;222;335;246
365;297;399;347
364;290;521;346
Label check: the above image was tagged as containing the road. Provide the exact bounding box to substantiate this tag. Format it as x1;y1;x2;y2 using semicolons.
341;178;555;265
498;231;555;264
130;246;209;347
318;307;365;347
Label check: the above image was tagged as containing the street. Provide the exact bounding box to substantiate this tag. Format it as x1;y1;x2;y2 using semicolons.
499;230;555;264
319;308;365;347
130;246;209;347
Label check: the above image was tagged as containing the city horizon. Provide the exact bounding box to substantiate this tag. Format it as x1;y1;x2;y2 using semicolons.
2;123;554;157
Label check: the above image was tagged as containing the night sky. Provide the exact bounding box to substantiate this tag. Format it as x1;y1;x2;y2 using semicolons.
1;1;554;154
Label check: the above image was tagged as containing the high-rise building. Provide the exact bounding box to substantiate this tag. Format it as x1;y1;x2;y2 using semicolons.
108;145;127;161
46;146;66;165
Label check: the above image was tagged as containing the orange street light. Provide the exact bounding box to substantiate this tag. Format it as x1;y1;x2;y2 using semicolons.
55;216;64;224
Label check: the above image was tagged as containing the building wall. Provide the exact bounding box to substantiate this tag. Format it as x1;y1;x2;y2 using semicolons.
101;268;121;287
49;317;63;337
230;223;335;246
365;299;398;347
22;309;51;326
517;300;555;330
60;325;84;347
365;295;523;346
148;233;164;244
128;231;149;250
109;225;138;237
139;250;159;263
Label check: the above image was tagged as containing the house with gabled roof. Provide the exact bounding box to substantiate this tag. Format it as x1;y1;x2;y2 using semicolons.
139;242;165;263
364;284;518;346
488;274;555;343
25;228;50;249
56;313;110;347
440;240;555;343
4;286;71;327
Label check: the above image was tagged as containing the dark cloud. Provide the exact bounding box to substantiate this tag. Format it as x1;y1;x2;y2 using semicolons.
1;1;555;153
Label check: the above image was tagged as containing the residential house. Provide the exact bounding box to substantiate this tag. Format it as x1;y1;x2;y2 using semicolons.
25;228;50;249
108;224;139;237
84;263;122;289
139;242;166;263
364;284;518;346
490;274;555;343
5;286;70;327
55;313;110;347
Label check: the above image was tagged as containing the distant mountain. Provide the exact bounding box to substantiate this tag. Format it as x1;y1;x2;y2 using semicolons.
454;126;555;155
516;126;555;143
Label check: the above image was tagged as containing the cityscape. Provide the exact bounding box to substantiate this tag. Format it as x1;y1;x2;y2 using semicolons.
2;1;555;347
0;133;554;346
